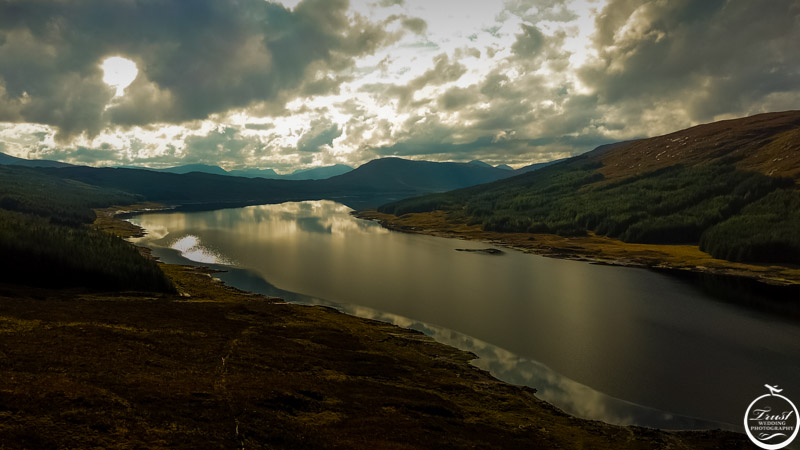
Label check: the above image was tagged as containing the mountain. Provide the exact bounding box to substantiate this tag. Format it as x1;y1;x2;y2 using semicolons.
378;111;800;264
26;157;514;210
468;160;493;169
137;163;351;180
322;158;515;195
0;152;73;168
158;164;230;176
495;164;514;171
284;164;353;180
516;158;568;173
191;164;352;180
227;168;280;178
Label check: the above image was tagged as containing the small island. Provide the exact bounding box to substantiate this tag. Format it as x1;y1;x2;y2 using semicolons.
455;247;505;255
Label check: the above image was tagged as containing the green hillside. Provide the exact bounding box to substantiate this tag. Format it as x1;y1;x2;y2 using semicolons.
378;112;800;264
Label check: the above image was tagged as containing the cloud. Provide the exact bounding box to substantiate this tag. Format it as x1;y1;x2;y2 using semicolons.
0;0;399;140
245;123;275;131
360;53;467;109
580;0;800;123
44;146;122;166
401;17;428;35
438;85;480;111
511;24;546;59
500;0;578;23
297;119;343;152
3;0;799;170
183;127;254;165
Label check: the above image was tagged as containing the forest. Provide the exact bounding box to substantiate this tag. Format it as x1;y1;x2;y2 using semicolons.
0;166;174;291
378;158;800;264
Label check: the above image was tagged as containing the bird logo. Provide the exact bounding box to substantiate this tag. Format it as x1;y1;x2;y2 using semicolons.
765;384;784;396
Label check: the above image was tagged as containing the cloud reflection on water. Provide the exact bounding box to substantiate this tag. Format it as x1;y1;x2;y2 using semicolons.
169;235;234;265
333;303;735;431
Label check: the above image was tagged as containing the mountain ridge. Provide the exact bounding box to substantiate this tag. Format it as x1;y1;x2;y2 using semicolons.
0;152;73;168
11;156;525;209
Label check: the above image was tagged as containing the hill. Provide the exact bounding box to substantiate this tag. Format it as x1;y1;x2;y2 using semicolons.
0;151;73;168
377;111;800;265
284;164;353;180
228;168;280;178
123;163;352;180
158;164;230;176
516;158;568;173
323;157;515;195
0;165;173;291
38;166;316;205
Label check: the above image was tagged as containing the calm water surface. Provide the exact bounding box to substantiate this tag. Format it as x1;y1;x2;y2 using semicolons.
129;201;800;430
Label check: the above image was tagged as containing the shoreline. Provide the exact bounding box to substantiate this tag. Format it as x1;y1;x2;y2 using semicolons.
354;209;800;287
22;203;748;448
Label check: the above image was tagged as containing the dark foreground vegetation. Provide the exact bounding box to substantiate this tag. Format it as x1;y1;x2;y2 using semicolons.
0;261;749;449
0;166;173;292
380;111;800;264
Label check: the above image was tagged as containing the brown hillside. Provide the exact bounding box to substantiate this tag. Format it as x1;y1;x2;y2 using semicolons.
597;110;800;182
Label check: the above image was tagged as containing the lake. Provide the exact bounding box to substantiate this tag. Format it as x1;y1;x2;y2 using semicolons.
128;200;800;431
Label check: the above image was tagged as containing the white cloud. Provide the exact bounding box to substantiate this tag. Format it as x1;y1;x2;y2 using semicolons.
1;0;798;171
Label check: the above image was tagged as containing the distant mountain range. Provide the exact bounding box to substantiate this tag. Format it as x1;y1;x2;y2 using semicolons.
1;152;558;183
117;163;354;180
0;152;556;208
0;155;550;209
322;158;515;195
467;160;514;171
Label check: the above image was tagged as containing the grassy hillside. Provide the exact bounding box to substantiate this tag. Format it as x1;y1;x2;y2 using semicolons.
0;166;173;291
379;111;800;264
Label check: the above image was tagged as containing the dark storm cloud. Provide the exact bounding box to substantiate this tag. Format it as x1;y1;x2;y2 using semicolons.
580;0;800;121
182;127;260;166
438;85;479;110
0;0;397;140
375;135;496;157
297;118;343;152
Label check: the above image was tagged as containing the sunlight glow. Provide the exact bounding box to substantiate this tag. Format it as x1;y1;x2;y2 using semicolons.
101;56;138;96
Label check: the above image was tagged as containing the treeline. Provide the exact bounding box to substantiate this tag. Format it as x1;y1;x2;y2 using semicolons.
0;166;138;225
379;160;799;264
700;189;800;263
0;166;174;291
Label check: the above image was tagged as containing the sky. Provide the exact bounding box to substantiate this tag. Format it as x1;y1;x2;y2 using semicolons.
0;0;798;172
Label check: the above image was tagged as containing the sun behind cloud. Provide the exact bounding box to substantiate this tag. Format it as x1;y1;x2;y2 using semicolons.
101;56;139;97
